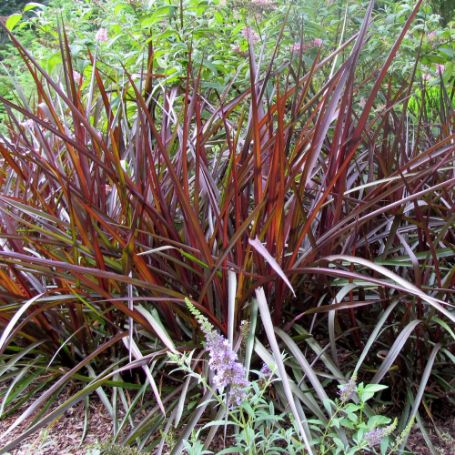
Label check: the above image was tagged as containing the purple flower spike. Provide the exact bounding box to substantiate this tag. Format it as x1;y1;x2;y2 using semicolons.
260;363;272;377
364;428;385;446
338;376;357;403
364;420;397;447
204;329;250;407
186;299;250;407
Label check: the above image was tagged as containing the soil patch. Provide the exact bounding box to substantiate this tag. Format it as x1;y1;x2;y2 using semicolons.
0;390;112;455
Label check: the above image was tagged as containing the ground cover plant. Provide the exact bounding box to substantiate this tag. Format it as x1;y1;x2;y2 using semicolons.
0;0;454;453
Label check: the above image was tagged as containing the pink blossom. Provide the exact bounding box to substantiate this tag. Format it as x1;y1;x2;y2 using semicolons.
241;27;260;43
427;31;437;41
95;28;108;43
73;70;82;85
436;64;445;74
291;39;322;53
251;0;274;8
422;72;431;81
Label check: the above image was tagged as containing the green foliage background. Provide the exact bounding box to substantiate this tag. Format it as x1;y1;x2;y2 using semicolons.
0;0;34;15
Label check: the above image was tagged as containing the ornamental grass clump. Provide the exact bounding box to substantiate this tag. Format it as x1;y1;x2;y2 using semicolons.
0;0;454;452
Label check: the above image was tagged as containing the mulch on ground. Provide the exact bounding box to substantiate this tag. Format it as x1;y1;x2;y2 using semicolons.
1;384;454;454
0;391;112;455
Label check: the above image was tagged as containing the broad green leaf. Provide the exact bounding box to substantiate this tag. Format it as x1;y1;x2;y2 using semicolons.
363;384;388;394
5;14;22;31
24;2;44;12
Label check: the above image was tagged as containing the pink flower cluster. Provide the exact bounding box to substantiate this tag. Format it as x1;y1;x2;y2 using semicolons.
427;31;437;41
73;71;82;85
290;38;323;53
241;27;260;43
290;42;303;53
251;0;274;9
422;64;445;82
436;64;445;73
95;28;108;43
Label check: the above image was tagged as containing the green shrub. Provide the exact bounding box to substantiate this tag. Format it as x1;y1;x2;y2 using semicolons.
0;0;36;16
